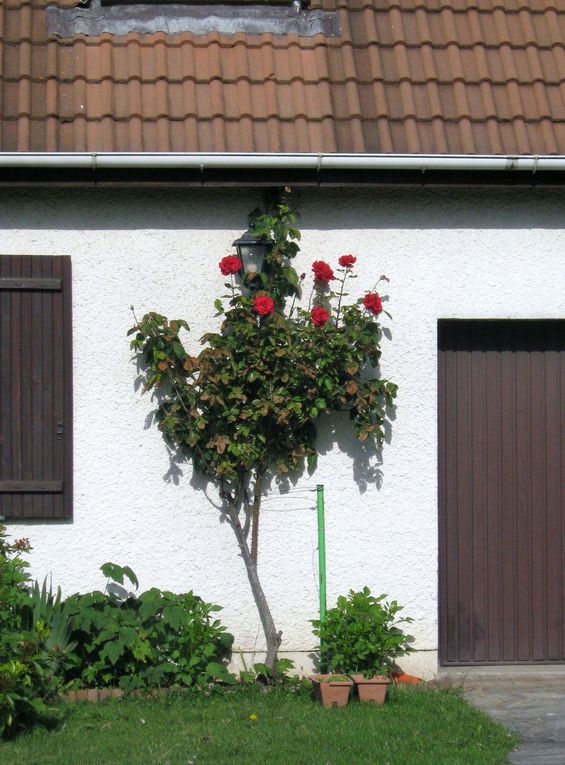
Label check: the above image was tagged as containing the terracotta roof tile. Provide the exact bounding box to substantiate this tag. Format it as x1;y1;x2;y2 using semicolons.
2;0;565;153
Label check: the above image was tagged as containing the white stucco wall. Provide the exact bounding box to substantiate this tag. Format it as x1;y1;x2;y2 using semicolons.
1;186;564;678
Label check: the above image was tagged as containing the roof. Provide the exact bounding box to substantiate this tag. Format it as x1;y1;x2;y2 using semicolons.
2;0;565;155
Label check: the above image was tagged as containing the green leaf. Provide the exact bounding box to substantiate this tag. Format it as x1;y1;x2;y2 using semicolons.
100;562;138;590
139;591;162;620
100;562;125;585
307;453;318;473
172;342;186;360
214;299;224;315
162;605;183;631
282;267;299;286
122;566;139;590
252;662;271;678
206;662;235;683
120;627;138;648
132;641;153;662
101;639;125;666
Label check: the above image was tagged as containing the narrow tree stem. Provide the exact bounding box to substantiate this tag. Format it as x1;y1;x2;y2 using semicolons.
250;470;263;563
226;498;281;671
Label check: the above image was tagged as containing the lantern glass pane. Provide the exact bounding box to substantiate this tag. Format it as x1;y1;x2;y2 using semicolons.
241;245;265;274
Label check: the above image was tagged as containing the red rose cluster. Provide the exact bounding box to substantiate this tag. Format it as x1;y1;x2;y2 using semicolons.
311;307;330;328
363;293;383;315
252;295;275;317
312;260;335;283
219;255;243;276
338;254;356;268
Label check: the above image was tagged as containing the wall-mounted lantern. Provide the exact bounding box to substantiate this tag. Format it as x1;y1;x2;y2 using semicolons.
232;227;267;277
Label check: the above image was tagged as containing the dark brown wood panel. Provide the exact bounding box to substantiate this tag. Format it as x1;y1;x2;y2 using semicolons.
439;320;565;664
0;255;72;520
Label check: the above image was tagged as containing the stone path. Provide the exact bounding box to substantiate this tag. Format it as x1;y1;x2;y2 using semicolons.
462;679;565;765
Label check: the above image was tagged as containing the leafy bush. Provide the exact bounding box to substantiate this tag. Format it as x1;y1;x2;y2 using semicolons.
0;527;31;634
22;579;79;684
238;655;297;687
62;563;234;692
129;190;397;670
311;587;414;678
0;526;56;736
1;536;235;734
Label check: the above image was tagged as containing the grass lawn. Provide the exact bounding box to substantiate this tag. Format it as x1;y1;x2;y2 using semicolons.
0;685;518;765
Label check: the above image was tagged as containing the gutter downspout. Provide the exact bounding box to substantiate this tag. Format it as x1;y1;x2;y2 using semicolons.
0;152;565;174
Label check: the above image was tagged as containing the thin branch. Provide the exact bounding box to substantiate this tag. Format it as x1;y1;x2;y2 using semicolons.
335;269;348;327
369;274;390;293
171;379;191;417
307;283;316;311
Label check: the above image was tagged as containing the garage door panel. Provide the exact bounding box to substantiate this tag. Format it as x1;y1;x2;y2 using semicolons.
485;346;503;662
439;320;565;665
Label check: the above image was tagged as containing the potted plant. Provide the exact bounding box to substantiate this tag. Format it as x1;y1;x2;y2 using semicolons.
309;674;353;708
311;588;414;705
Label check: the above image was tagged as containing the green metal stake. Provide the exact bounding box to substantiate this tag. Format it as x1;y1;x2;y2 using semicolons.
317;484;327;625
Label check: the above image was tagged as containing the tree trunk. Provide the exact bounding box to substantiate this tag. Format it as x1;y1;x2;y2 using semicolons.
227;500;282;672
250;469;263;564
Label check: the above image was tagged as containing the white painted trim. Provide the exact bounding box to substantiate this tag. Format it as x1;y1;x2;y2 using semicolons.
0;152;564;172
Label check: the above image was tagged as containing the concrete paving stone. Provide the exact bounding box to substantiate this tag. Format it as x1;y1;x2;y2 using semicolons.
509;744;565;765
462;680;565;765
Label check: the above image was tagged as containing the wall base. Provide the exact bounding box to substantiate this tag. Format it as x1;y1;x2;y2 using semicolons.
229;649;438;680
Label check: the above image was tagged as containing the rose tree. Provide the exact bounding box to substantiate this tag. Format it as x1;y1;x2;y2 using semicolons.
129;193;397;671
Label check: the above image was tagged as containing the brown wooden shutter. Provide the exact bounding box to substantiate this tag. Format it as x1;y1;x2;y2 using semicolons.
0;255;72;520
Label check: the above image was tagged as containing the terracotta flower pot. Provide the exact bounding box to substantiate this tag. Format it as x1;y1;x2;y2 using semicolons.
390;671;422;685
310;674;353;707
351;674;390;705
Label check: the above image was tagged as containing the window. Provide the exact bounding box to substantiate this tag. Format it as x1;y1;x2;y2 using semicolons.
46;0;339;39
0;256;72;520
102;0;307;5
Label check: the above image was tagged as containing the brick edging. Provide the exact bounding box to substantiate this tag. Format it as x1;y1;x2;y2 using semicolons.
63;687;193;703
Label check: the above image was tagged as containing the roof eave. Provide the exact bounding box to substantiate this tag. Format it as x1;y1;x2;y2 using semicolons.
1;153;565;188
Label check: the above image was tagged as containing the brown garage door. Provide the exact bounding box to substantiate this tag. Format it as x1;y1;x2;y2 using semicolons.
439;320;565;665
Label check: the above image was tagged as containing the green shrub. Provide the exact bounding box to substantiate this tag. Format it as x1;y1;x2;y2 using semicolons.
0;526;56;736
0;527;31;634
62;563;235;692
1;537;236;735
311;587;414;678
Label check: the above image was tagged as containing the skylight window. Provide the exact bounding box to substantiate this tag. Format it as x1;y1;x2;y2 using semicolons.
101;0;309;4
46;0;339;38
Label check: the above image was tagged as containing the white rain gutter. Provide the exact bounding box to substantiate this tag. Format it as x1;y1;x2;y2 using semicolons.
0;152;565;173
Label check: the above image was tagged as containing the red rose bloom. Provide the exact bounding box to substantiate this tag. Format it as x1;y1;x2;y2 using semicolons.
219;255;243;276
363;292;383;315
338;254;357;268
311;307;330;328
252;295;275;317
312;260;336;283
